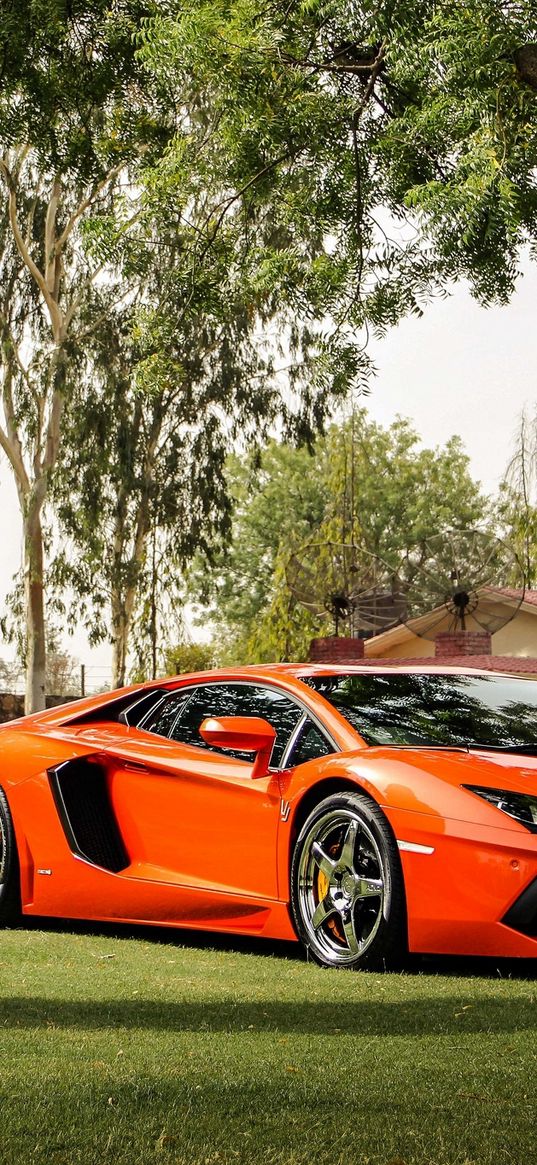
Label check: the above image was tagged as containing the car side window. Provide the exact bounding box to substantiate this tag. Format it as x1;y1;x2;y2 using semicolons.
159;683;304;766
140;691;194;738
286;718;335;767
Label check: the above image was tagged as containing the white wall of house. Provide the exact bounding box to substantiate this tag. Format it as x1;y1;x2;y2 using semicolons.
364;600;537;659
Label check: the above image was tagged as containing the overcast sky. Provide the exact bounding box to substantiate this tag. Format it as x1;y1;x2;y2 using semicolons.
1;261;536;673
366;261;537;497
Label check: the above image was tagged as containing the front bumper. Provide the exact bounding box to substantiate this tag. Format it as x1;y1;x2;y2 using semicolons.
386;805;537;957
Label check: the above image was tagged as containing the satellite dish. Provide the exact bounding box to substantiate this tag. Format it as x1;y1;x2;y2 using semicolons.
395;529;525;639
286;541;407;637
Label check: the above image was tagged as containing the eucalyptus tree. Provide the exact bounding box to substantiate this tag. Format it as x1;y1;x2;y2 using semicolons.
0;0;169;710
52;225;275;688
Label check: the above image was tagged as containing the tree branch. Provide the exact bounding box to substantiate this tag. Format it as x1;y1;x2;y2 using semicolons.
199;149;292;260
55;161;126;253
45;177;61;293
0;365;30;495
0;157;64;341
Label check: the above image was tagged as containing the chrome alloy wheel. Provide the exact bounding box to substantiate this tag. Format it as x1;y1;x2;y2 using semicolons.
296;807;386;966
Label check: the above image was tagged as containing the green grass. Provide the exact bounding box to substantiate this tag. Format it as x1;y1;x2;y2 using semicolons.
1;925;536;1165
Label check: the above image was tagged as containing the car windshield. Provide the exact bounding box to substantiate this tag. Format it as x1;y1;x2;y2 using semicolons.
304;672;537;749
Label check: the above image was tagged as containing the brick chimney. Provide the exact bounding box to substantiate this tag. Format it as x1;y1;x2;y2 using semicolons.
435;631;492;657
309;636;365;662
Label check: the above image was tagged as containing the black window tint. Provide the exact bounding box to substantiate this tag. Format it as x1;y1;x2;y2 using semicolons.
169;683;303;766
304;672;537;748
121;689;170;728
243;686;304;765
168;685;252;759
141;691;194;738
287;719;335;767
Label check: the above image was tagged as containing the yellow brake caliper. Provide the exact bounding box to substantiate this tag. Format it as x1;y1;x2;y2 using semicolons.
316;851;344;942
317;868;329;902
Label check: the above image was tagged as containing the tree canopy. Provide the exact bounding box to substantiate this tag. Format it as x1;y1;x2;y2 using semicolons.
2;0;537;702
141;0;537;312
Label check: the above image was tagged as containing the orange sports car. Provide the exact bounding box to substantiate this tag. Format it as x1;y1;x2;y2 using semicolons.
2;663;537;969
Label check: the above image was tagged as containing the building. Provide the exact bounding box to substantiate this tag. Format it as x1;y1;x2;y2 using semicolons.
310;588;537;676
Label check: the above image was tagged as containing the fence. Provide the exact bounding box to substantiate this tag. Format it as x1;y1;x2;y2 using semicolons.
1;663;115;700
78;665;115;696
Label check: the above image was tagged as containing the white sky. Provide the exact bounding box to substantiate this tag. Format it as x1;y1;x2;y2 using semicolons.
366;261;537;498
1;261;536;673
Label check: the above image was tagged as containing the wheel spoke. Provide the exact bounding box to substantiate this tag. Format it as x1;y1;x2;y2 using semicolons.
339;819;358;869
311;840;337;881
356;876;383;899
312;894;337;931
342;911;361;955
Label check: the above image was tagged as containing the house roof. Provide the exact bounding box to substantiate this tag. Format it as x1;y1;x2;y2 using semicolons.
362;655;537;675
490;586;537;607
364;586;536;656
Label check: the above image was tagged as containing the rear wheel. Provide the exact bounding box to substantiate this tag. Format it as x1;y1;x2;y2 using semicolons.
291;791;406;970
0;789;20;923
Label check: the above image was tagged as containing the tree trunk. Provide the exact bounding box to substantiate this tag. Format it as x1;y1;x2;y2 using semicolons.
111;600;128;690
24;497;46;713
111;583;138;689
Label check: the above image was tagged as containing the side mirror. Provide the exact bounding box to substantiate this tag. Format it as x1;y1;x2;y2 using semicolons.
199;715;277;779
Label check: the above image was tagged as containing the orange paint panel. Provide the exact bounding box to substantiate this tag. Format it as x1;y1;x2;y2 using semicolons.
107;757;281;901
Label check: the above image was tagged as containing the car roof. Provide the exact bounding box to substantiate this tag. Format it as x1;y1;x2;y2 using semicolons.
241;662;527;679
13;660;533;731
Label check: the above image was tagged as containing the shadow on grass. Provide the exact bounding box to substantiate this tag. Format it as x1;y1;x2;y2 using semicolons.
19;915;303;960
15;915;537;981
1;992;536;1034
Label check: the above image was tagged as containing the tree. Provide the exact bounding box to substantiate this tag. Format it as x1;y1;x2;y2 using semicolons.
193;414;490;661
189;442;329;660
0;0;171;710
163;641;216;679
103;0;537;671
5;0;536;707
49;1;441;689
143;0;537;309
51;287;236;689
376;0;537;304
499;407;537;587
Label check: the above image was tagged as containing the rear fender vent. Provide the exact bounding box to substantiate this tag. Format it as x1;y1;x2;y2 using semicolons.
49;756;129;873
502;877;537;938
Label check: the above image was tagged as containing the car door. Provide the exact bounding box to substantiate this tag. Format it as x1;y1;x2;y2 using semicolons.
104;681;304;909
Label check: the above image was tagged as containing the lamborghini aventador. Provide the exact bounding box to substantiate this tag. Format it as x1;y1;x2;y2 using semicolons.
2;663;537;969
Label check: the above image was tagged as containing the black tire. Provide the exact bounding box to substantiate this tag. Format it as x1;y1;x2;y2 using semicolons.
0;788;20;924
290;791;406;970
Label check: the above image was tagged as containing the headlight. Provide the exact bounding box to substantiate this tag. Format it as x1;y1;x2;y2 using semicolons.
463;785;537;833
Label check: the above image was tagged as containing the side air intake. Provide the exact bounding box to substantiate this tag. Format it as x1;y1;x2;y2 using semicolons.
49;757;129;873
502;877;537;938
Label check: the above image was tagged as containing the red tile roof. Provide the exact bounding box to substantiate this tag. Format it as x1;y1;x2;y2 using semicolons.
363;656;537;674
483;586;537;607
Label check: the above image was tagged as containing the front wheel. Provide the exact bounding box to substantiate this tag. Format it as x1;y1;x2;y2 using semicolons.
290;791;406;970
0;788;20;924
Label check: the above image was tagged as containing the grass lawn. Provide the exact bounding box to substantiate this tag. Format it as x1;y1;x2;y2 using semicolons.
1;924;536;1165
